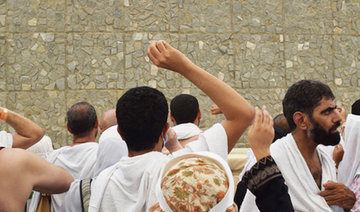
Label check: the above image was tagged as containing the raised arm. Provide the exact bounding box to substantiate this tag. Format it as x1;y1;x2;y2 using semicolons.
1;107;45;149
147;41;254;152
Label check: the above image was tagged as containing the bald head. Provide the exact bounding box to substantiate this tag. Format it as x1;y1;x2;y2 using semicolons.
100;109;117;134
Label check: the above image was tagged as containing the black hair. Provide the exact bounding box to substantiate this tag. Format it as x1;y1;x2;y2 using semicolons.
282;80;334;131
116;86;168;152
273;113;290;134
351;99;360;115
67;102;97;137
170;94;199;124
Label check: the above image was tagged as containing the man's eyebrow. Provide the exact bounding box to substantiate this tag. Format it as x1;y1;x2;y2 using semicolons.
320;106;337;114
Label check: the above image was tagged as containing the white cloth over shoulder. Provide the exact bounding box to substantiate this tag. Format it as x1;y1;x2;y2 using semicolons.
94;125;128;177
172;123;202;140
27;135;53;159
0;130;13;148
88;123;228;212
28;142;98;212
338;114;360;187
240;133;337;212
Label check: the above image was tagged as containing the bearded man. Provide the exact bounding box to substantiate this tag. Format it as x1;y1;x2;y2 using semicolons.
239;80;355;212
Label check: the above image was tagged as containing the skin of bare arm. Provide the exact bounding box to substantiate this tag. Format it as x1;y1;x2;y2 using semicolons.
147;41;255;153
1;107;45;149
0;148;73;212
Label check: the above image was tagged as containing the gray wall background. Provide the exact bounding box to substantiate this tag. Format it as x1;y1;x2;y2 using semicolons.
0;0;359;148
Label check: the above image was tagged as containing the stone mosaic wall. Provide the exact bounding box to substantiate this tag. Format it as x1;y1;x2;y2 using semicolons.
0;0;359;148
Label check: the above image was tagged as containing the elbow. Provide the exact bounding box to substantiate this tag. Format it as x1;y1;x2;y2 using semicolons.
244;106;256;125
61;173;74;193
33;127;45;142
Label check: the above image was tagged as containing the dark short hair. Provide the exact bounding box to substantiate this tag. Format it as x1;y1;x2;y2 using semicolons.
273;113;290;134
170;94;199;124
116;86;168;152
283;80;335;131
351;99;360;115
67;102;97;137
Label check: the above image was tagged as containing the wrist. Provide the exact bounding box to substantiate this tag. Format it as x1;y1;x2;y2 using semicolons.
253;149;271;161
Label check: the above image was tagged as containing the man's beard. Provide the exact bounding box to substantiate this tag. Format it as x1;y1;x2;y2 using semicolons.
309;119;340;146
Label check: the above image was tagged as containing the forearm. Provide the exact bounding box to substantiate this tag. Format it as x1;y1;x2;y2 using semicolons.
178;62;254;125
3;108;44;149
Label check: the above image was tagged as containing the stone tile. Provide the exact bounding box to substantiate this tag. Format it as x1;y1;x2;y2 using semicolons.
333;36;360;87
0;91;8;131
66;33;124;89
179;34;234;88
7;33;66;91
66;90;122;112
233;33;285;89
8;0;65;32
179;0;231;33
242;88;286;116
66;0;178;32
233;0;283;33
332;0;360;35
7;91;67;148
284;34;334;87
333;87;360;112
0;35;6;91
0;1;6;33
284;0;332;34
123;33;179;89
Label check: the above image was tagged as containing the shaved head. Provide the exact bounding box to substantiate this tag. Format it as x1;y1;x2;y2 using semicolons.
100;109;117;134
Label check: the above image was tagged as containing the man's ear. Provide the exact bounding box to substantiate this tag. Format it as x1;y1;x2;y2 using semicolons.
94;117;99;129
198;109;202;120
162;122;170;137
293;112;309;130
66;123;73;134
169;113;176;125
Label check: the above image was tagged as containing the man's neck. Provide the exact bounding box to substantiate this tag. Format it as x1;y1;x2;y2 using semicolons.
72;135;95;146
292;130;318;159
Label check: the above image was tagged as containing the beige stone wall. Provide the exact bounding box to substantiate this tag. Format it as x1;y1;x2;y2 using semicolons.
0;0;359;148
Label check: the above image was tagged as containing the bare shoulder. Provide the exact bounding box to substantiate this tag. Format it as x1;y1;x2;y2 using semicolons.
0;148;40;171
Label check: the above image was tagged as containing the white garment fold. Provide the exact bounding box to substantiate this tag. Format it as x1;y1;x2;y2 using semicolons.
172;123;202;140
89;152;169;212
338;114;360;187
94;125;128;177
240;134;337;212
88;123;227;212
28;142;98;212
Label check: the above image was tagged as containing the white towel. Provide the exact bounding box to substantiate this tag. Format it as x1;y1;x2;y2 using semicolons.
240;133;337;212
338;114;360;187
172;123;202;140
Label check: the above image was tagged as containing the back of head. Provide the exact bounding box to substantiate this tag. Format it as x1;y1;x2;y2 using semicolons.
351;99;360;115
116;86;168;152
282;80;334;131
273;113;290;134
100;109;117;133
67;102;97;137
170;94;199;124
